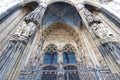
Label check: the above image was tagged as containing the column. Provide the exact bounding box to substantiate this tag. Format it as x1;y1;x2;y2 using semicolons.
58;51;64;80
0;2;47;80
82;7;120;78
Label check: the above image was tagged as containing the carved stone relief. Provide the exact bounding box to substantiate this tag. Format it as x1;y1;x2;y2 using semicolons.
83;7;120;77
83;8;119;44
12;21;36;42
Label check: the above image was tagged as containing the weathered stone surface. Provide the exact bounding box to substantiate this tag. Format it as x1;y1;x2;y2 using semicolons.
0;0;120;80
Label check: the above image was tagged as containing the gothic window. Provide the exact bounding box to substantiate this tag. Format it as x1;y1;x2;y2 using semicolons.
63;52;76;64
44;52;51;64
41;66;57;80
64;65;80;80
44;52;57;64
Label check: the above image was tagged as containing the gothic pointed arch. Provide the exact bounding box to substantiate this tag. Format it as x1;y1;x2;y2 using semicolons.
62;44;80;80
43;44;58;64
63;44;77;64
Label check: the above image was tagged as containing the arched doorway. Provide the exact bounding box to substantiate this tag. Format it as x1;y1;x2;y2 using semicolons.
41;66;57;80
17;1;117;80
64;65;80;80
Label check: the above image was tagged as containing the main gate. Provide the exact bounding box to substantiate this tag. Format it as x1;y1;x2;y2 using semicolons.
18;64;115;80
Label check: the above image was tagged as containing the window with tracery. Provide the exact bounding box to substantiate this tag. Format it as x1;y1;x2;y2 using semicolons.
63;44;76;64
43;44;58;64
63;52;76;64
44;52;57;64
42;44;58;80
63;44;79;80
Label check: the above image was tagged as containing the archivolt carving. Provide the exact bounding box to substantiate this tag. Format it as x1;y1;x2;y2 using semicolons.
43;23;79;41
42;23;81;53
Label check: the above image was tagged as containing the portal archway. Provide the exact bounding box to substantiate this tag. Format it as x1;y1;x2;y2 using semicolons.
12;2;118;80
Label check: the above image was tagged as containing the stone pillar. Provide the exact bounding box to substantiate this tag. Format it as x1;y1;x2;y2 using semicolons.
58;51;63;64
82;7;120;78
0;2;47;79
0;21;37;80
57;51;64;80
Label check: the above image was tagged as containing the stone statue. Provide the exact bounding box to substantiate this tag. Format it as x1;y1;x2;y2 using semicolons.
84;8;101;26
92;23;117;43
22;22;36;37
84;8;120;67
14;21;27;38
12;21;36;42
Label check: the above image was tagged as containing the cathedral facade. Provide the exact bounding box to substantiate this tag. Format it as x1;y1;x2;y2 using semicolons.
0;0;120;80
